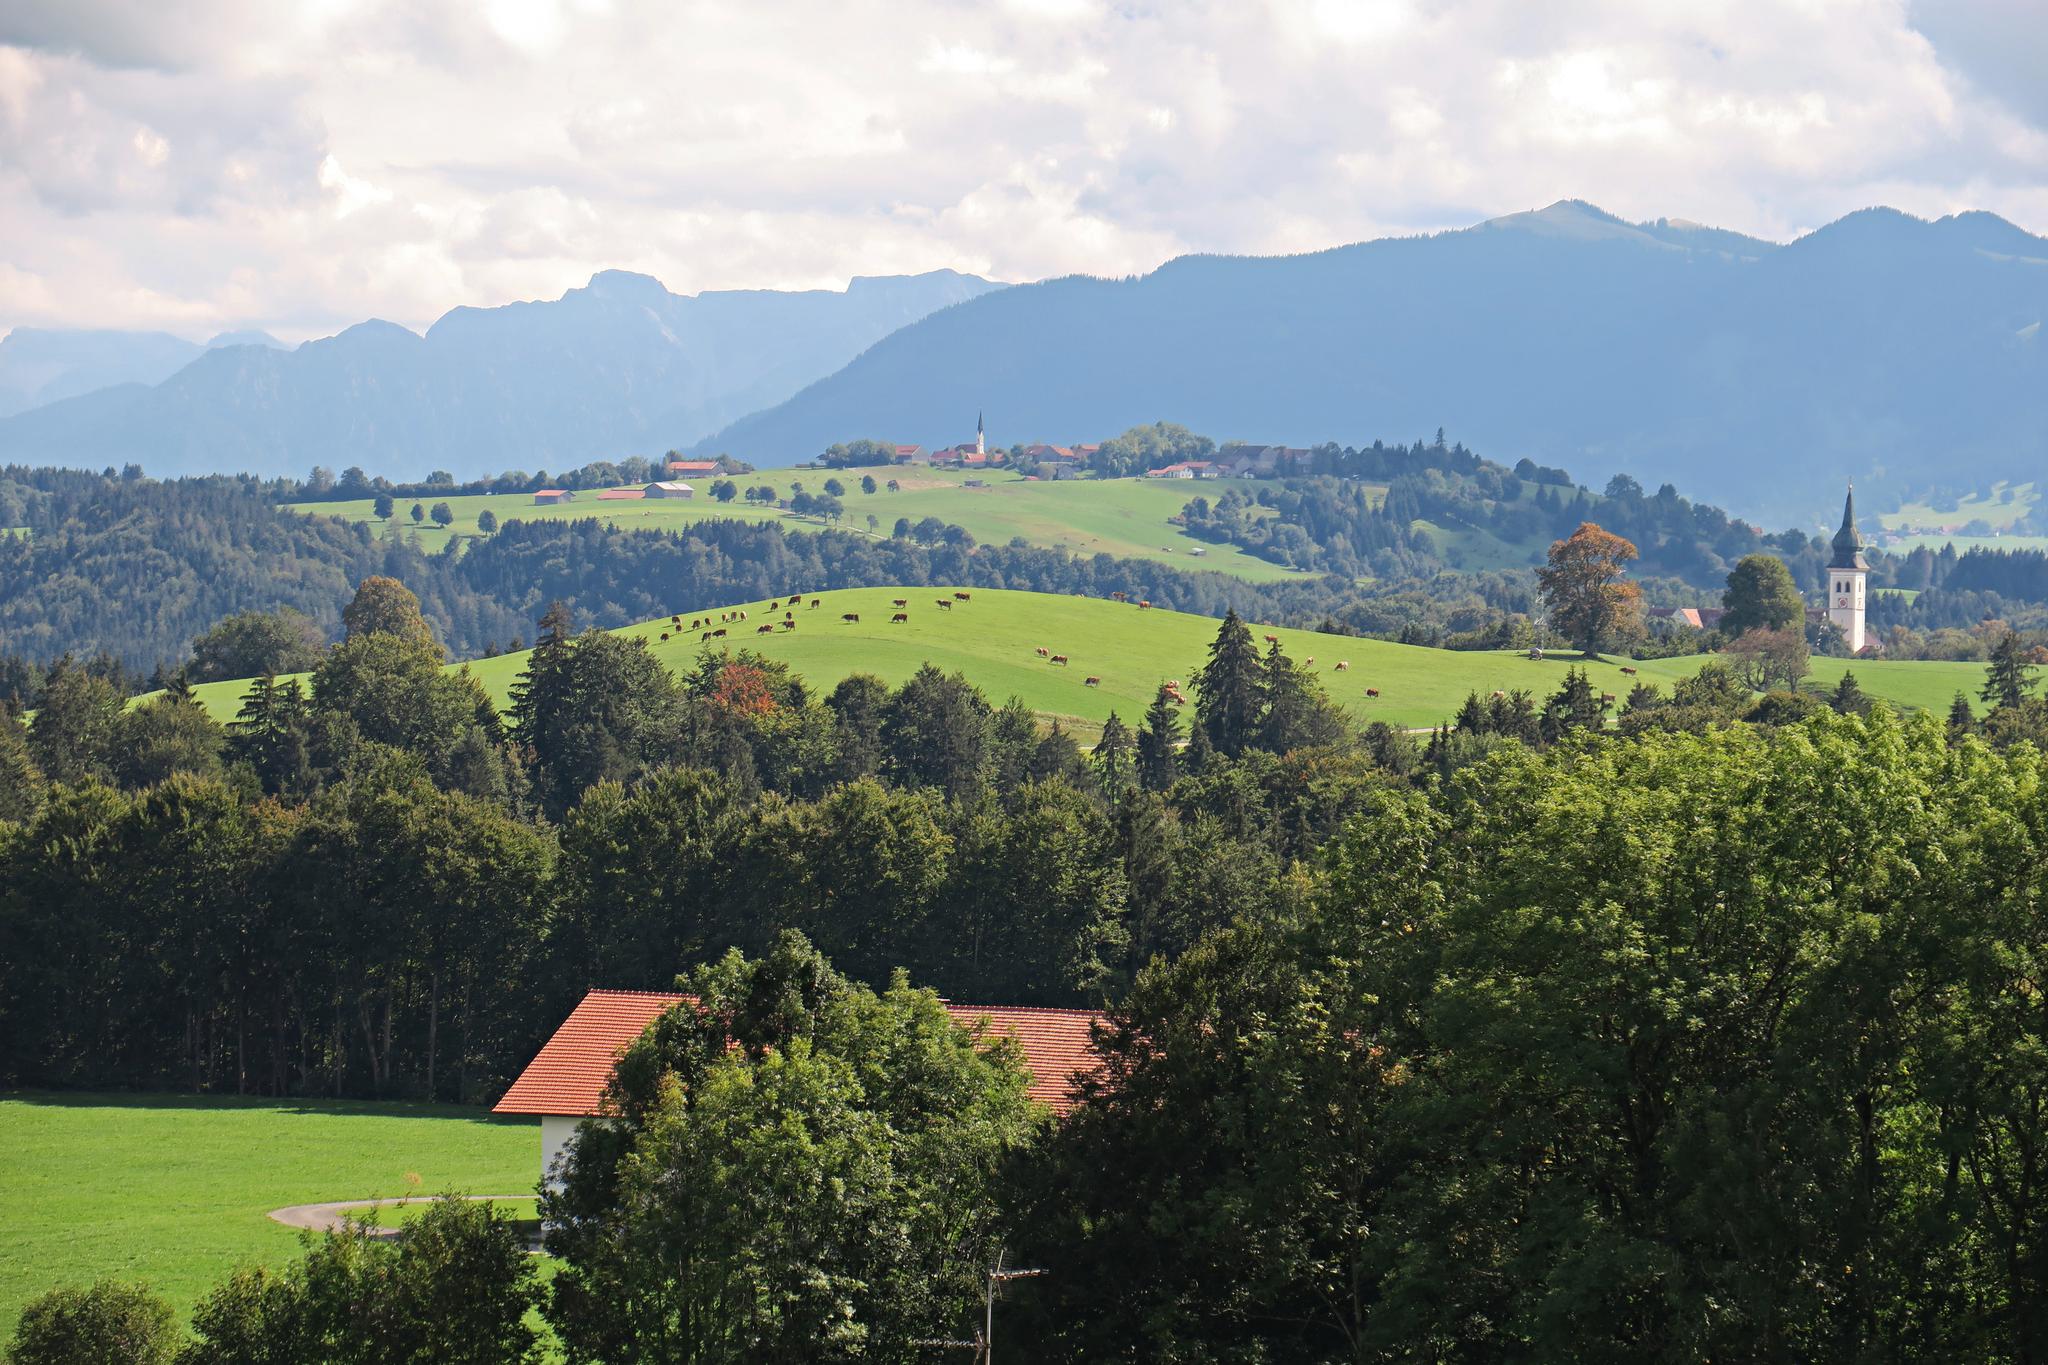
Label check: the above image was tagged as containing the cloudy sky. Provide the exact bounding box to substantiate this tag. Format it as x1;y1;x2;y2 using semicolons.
3;0;2045;341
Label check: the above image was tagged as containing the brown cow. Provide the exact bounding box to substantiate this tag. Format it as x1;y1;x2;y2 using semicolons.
936;599;952;610
842;613;860;623
1137;600;1151;609
737;610;747;620
1365;687;1380;698
1304;657;1314;666
892;598;908;607
781;620;796;630
1600;693;1617;705
757;624;775;634
1050;654;1069;665
891;613;908;623
1335;661;1349;671
1492;690;1506;699
1619;666;1638;676
954;591;971;601
713;628;727;638
810;598;822;608
1111;591;1128;602
660;632;670;642
701;630;714;641
1084;676;1101;686
769;600;779;610
1036;647;1050;657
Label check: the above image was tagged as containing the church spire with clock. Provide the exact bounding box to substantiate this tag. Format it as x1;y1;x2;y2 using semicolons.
1827;483;1868;654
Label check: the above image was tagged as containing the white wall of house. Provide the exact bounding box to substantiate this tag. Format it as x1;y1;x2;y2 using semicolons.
541;1115;581;1190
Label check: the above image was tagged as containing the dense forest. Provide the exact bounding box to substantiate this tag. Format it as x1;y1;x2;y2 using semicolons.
8;570;2048;1360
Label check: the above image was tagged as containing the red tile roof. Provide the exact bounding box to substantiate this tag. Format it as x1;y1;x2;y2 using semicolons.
494;989;1102;1118
667;460;718;473
596;489;645;500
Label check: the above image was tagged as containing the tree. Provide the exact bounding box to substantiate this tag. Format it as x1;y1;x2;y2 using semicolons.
509;626;683;818
1537;522;1644;655
0;705;45;820
1136;685;1183;792
1721;554;1806;636
710;479;737;503
372;492;395;520
27;657;125;785
860;475;877;495
1829;670;1873;716
476;508;497;534
189;609;324;683
113;693;224;787
183;1198;541;1364
1982;631;2038;710
823;477;845;497
1539;665;1605;741
409;503;424;525
1093;711;1135;802
865;513;879;536
881;664;991;802
543;933;1040;1364
1258;642;1348;753
892;517;912;539
10;1281;178;1365
1725;626;1811;693
1193;610;1263;758
1948;691;1976;741
340;576;437;650
430;502;454;528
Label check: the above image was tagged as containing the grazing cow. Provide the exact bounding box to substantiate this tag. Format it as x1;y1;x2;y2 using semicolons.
781;620;796;630
671;616;681;626
757;624;775;634
1600;693;1617;706
1366;687;1380;698
954;591;971;601
1036;647;1049;657
692;619;701;629
1084;676;1101;687
738;610;747;621
842;613;860;623
892;598;908;607
810;598;822;608
1264;634;1280;644
1138;600;1151;609
713;628;728;638
1304;657;1314;666
660;632;670;642
1620;666;1638;676
701;630;714;642
1492;690;1506;700
1335;661;1350;671
1050;654;1069;665
936;599;952;610
1111;591;1128;602
1528;648;1544;661
769;600;779;610
891;613;908;623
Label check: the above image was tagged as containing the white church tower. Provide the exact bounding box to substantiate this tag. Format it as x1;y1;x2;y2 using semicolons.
975;410;985;456
1827;483;1868;654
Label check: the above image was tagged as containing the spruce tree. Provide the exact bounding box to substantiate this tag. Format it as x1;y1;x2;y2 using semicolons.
1194;610;1265;757
1829;671;1872;716
1093;711;1135;803
1540;666;1604;743
1981;632;2037;711
1947;692;1976;742
1137;686;1183;792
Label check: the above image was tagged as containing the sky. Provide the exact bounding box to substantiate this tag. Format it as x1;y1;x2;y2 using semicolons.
2;0;2045;342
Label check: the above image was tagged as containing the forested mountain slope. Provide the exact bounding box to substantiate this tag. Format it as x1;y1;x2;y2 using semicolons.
0;270;1000;479
704;202;2048;524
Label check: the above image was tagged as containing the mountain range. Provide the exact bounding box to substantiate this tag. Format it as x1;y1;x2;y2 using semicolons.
3;202;2043;524
701;201;2048;524
0;270;1000;480
0;328;284;418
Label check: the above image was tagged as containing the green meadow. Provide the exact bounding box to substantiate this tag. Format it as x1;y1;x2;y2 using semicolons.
188;587;1991;738
1881;480;2038;533
0;1092;536;1341
284;465;1316;583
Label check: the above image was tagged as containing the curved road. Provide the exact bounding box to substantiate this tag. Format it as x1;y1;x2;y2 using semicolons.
267;1194;529;1236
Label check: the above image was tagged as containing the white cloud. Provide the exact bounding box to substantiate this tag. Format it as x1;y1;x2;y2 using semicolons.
0;0;2042;341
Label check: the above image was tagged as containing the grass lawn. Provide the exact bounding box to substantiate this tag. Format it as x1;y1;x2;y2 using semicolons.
188;587;1993;738
283;465;1316;584
1885;532;2048;556
0;1092;538;1341
1882;481;2038;533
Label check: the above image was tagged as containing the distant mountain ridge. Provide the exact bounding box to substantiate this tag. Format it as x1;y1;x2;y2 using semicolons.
701;201;2048;524
0;327;285;418
0;270;1001;479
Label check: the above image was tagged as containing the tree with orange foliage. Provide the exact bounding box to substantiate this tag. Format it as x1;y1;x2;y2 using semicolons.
1537;522;1645;656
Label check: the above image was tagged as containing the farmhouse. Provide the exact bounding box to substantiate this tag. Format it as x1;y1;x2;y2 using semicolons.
1146;461;1221;479
533;489;576;505
893;444;925;462
643;481;694;499
495;989;1103;1186
666;459;719;477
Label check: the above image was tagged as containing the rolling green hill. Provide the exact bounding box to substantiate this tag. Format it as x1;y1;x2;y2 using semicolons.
188;588;1991;737
284;466;1323;584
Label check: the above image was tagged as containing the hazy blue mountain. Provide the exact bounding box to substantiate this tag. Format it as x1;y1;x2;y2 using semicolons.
702;201;2047;525
0;271;999;479
0;327;289;418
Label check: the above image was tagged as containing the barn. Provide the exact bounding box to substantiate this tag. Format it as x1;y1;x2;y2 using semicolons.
532;489;576;505
642;481;694;499
494;989;1102;1187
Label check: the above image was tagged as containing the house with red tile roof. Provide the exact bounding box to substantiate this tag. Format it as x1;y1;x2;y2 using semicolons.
532;489;575;504
666;459;719;476
495;989;1103;1184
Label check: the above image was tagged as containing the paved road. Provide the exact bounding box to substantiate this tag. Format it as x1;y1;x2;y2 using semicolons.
267;1194;529;1236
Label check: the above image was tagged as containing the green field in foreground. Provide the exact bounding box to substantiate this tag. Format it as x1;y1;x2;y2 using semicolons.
188;587;1992;737
0;1093;536;1341
284;465;1318;583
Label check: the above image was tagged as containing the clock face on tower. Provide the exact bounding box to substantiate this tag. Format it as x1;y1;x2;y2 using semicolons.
1837;595;1850;607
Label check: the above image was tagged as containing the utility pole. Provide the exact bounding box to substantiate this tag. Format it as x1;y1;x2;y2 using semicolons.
914;1250;1048;1364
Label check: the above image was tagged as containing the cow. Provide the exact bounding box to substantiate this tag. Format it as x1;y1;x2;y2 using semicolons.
954;591;971;601
1036;647;1049;657
1600;692;1617;706
781;620;796;631
769;600;779;610
1111;591;1128;602
701;630;714;642
1528;648;1545;661
842;613;860;623
936;599;952;610
1619;666;1638;676
891;613;909;623
1264;634;1280;645
1084;676;1101;687
1304;657;1314;666
692;619;701;629
671;615;681;626
754;624;772;634
660;632;669;642
737;610;747;621
810;598;822;608
1138;600;1151;609
1492;690;1506;700
1335;661;1349;672
713;628;728;638
893;598;908;607
1050;654;1069;665
1366;687;1380;698
785;611;794;620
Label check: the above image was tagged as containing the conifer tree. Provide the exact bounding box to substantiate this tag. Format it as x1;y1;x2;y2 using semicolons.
1194;610;1265;757
1136;686;1183;792
1093;711;1134;803
1540;666;1604;743
1981;632;2037;711
1948;692;1976;742
1829;670;1872;716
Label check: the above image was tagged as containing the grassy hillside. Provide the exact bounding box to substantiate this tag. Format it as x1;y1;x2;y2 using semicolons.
1882;480;2038;533
284;465;1319;583
0;1093;533;1340
189;588;1991;737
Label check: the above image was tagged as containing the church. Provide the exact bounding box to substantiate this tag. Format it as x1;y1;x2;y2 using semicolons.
1826;485;1869;654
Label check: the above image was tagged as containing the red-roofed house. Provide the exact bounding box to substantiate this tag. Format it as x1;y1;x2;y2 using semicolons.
496;989;1103;1184
893;445;925;462
667;460;719;477
533;489;575;505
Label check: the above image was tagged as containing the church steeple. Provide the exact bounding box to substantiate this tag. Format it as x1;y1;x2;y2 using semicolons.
1829;482;1867;571
975;410;985;456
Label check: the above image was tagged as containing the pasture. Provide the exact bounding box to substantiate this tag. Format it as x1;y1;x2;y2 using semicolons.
283;465;1314;583
1881;480;2038;534
0;1092;536;1341
188;587;1991;737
